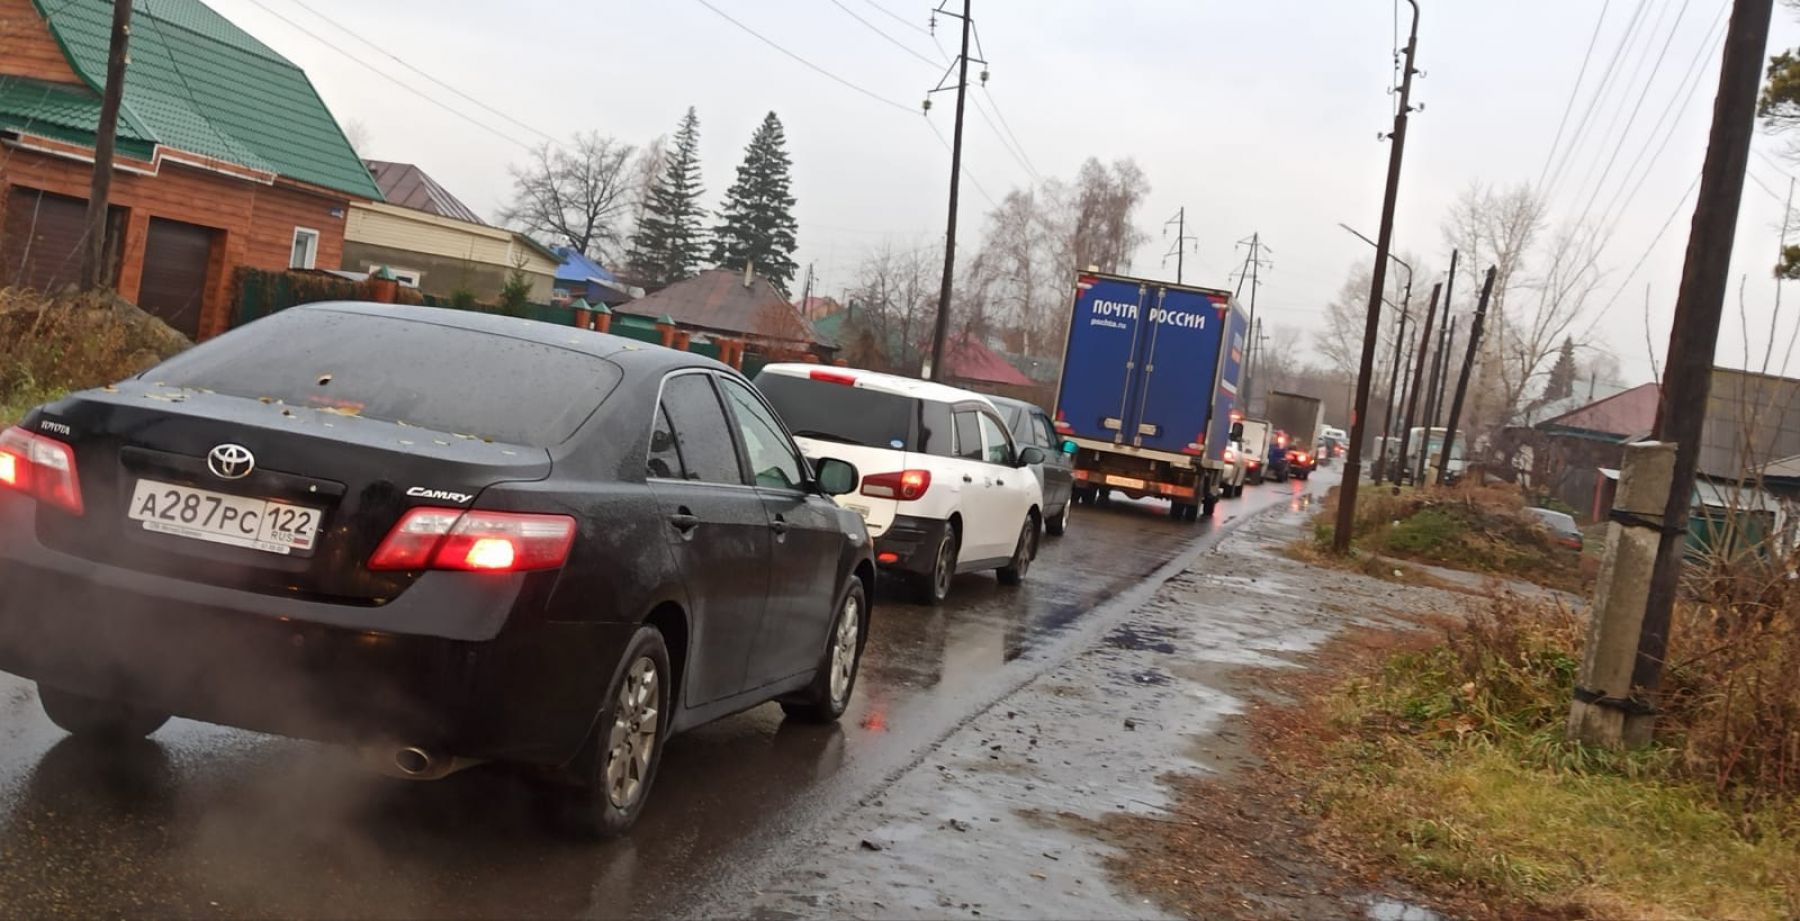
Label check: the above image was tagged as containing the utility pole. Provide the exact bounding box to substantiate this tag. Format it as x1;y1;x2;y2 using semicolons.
1439;266;1495;488
80;0;133;291
925;0;979;382
1418;313;1454;484
1614;0;1772;746
1234;232;1271;409
1333;0;1420;553
1396;281;1442;483
1375;276;1412;483
1163;208;1197;284
799;262;815;316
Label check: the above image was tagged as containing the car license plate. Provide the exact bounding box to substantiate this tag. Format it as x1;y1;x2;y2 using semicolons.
842;502;871;520
1104;474;1146;489
126;479;322;556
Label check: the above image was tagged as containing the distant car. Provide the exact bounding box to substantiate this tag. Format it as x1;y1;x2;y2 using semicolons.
0;303;875;838
1525;507;1584;551
1237;418;1272;485
1286;445;1317;480
988;395;1076;537
753;365;1046;605
1221;439;1249;497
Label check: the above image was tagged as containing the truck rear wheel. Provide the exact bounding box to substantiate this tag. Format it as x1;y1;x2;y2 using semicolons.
1200;496;1216;519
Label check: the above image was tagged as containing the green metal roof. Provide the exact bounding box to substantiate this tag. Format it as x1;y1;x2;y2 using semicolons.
0;77;157;160
24;0;381;200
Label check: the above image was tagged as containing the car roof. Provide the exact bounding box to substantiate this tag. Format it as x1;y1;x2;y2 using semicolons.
293;301;733;376
984;394;1046;415
758;363;1000;407
1525;507;1576;524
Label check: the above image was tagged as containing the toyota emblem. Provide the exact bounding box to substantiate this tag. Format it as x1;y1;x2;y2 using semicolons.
207;444;255;480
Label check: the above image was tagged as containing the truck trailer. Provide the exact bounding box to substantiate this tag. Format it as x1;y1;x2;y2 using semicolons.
1052;271;1248;521
1265;390;1324;480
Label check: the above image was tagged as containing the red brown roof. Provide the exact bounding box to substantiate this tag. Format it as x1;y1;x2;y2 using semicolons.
363;160;484;224
943;333;1034;387
1538;382;1659;439
621;268;828;347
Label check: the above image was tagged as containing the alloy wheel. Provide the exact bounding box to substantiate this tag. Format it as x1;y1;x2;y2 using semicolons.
829;594;861;705
933;535;955;598
605;656;660;810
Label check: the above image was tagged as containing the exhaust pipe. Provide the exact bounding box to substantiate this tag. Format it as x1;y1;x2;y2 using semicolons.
358;744;483;781
394;746;434;777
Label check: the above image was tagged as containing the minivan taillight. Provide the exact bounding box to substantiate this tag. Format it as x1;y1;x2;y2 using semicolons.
369;507;576;572
0;426;83;515
861;469;931;501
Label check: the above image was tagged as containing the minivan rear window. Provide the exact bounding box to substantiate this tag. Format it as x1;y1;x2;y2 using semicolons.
147;308;621;446
755;372;918;451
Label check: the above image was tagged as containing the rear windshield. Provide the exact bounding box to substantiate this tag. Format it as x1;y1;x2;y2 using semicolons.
147;308;621;446
755;372;919;451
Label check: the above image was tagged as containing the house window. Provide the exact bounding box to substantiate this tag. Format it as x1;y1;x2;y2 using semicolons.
368;265;422;288
289;227;320;269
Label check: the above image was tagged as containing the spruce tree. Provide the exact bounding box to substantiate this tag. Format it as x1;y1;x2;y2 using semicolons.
711;112;799;293
627;107;707;286
1544;336;1577;402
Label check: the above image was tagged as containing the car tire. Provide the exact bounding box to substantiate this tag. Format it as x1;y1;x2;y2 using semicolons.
37;684;169;741
914;526;958;605
996;516;1038;585
781;579;867;724
1046;501;1069;537
564;626;672;838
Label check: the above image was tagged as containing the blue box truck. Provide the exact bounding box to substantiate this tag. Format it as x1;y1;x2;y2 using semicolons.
1052;271;1248;521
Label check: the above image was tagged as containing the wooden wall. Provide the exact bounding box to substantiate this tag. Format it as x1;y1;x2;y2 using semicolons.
0;147;348;338
0;0;84;86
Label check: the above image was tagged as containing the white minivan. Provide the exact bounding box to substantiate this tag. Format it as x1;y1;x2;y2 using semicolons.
754;365;1046;604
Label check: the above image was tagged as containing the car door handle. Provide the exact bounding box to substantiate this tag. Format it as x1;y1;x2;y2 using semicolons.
770;515;788;537
668;510;699;534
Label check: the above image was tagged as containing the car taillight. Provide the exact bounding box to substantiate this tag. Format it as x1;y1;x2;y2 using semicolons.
1224;448;1236;463
809;369;858;386
861;469;931;501
0;426;83;515
369;507;576;572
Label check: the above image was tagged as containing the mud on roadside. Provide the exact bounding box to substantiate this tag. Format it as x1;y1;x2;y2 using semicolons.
737;498;1486;921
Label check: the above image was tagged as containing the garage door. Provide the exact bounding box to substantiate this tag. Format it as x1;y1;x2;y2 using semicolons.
0;187;126;293
1;187;87;293
138;217;216;340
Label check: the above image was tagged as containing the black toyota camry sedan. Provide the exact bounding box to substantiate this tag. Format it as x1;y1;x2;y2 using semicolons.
0;302;873;836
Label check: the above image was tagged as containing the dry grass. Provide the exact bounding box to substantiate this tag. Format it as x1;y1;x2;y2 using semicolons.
0;287;189;423
1305;594;1800;919
1311;483;1585;593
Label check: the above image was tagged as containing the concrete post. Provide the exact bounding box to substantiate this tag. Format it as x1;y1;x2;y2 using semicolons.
1567;441;1677;749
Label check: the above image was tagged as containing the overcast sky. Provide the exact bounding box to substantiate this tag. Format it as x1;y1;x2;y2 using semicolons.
210;0;1800;386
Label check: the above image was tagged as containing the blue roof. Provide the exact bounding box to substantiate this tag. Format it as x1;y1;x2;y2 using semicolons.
552;246;619;285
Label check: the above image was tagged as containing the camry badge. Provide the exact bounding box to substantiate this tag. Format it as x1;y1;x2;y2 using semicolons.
207;443;255;480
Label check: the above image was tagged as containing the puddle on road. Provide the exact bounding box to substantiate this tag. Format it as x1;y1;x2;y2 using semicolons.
1103;623;1177;654
1365;896;1446;921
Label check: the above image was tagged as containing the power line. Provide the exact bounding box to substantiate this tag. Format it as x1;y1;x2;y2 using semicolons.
1544;0;1654;199
237;0;534;149
829;0;937;66
691;0;916;114
923;25;1043;184
1538;0;1613;190
925;114;998;209
1568;0;1697;231
966;22;1043;181
861;0;934;36
1584;169;1702;336
278;0;558;144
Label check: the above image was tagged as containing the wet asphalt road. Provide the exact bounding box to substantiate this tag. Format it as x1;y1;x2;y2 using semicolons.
0;476;1315;919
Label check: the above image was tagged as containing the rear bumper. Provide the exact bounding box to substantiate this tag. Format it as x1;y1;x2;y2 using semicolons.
873;514;950;575
0;496;626;764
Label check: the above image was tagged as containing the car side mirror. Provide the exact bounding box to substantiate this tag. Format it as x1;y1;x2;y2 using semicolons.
1017;445;1048;467
814;457;859;496
1230;421;1244;440
1060;439;1077;456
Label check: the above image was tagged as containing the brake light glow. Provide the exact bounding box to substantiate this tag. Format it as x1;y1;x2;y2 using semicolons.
1224;448;1236;463
809;369;858;386
0;426;83;515
369;507;575;572
861;469;931;501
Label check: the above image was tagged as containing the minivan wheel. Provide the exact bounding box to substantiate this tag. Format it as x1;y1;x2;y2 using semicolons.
37;684;169;740
565;626;671;838
1046;501;1069;537
996;517;1038;585
914;528;958;605
781;579;867;723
